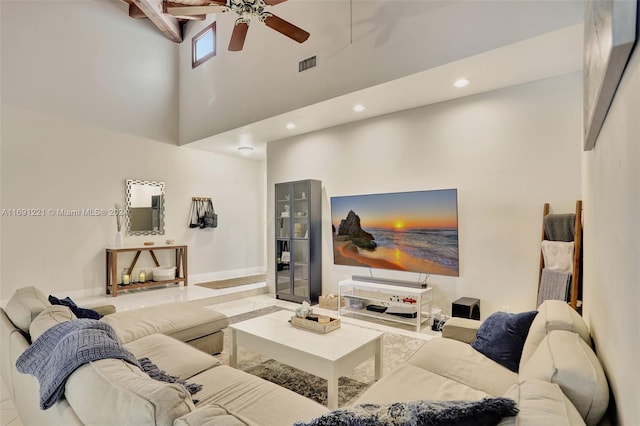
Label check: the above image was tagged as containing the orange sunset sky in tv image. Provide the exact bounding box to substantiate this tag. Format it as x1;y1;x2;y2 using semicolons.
331;189;458;231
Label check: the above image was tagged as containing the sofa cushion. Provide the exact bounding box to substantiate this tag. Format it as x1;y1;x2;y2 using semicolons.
441;317;481;343
5;287;51;333
124;333;220;381
174;404;257;426
520;300;590;366
407;338;518;397
471;310;537;372
188;365;328;426
29;306;76;341
498;379;585;426
101;302;228;344
65;358;195;426
48;295;102;320
295;397;519;426
519;330;608;426
356;363;493;404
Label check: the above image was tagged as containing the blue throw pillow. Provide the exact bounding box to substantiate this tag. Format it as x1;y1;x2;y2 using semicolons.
471;310;537;372
48;295;103;320
294;397;518;426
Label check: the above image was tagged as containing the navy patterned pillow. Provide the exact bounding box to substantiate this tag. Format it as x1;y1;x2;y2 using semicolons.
294;397;518;426
471;310;537;372
48;295;102;320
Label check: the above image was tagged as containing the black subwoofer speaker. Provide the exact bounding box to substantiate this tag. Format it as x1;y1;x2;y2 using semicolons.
452;297;481;320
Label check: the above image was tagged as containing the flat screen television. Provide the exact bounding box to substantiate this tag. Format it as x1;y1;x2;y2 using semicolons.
331;189;459;277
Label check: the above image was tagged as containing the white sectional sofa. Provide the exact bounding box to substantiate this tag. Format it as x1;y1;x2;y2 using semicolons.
1;286;609;425
1;287;327;425
354;300;609;426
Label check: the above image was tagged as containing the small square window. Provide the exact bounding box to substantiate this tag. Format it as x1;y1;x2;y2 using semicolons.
192;22;216;68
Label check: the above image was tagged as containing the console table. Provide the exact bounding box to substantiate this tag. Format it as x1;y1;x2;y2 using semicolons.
105;244;188;297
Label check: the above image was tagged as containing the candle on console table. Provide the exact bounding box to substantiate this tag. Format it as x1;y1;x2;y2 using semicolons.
139;270;146;283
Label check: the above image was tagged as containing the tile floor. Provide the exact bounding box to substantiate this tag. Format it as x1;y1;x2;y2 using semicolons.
1;282;439;425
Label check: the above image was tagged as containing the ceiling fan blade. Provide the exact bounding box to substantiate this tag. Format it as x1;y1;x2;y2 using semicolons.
228;21;249;51
264;0;287;5
263;14;310;43
165;4;227;16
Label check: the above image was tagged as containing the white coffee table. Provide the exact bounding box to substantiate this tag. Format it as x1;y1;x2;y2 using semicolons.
229;310;384;409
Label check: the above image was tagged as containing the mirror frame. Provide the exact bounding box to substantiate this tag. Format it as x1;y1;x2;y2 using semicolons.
125;179;165;236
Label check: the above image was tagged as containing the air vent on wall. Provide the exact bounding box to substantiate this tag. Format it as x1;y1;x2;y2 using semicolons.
298;54;318;73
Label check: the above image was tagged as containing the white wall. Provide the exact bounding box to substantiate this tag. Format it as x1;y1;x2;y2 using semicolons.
267;72;583;316
179;0;583;143
0;106;266;299
582;47;640;425
0;0;267;300
1;0;178;143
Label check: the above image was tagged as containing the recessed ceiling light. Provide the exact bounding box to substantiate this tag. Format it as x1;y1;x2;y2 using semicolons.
286;122;296;130
453;78;470;88
353;104;366;112
238;146;254;156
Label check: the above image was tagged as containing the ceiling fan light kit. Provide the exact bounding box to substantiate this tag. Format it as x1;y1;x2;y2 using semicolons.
164;0;310;51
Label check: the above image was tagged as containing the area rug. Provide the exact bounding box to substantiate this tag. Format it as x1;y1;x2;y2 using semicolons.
215;306;428;407
196;274;266;290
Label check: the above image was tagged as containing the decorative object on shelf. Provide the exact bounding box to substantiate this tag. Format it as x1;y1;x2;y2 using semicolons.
115;203;123;247
115;232;123;248
143;241;154;246
346;297;364;309
152;266;176;281
121;268;130;285
318;294;344;311
189;197;218;229
281;241;290;264
165;239;175;245
139;269;146;283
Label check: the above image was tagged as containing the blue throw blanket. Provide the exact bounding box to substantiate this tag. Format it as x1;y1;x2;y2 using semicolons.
16;319;140;410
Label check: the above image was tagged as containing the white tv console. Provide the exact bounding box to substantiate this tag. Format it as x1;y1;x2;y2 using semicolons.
338;279;432;332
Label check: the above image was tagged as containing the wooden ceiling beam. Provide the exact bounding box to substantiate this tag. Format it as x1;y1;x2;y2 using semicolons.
173;14;206;21
131;0;183;43
128;3;148;19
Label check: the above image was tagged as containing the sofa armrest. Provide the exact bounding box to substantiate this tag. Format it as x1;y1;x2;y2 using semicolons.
442;317;482;343
92;305;116;316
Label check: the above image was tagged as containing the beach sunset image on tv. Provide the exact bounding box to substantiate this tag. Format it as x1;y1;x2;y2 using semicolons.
331;189;459;277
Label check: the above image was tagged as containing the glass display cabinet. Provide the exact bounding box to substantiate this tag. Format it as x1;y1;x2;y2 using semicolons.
275;179;322;304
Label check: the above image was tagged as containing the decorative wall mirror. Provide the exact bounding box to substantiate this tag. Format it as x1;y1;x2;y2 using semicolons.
125;179;165;235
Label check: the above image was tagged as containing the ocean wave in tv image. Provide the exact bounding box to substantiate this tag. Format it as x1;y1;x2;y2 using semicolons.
365;227;459;270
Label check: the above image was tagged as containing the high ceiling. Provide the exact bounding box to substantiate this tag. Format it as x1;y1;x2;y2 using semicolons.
185;24;583;160
120;0;584;160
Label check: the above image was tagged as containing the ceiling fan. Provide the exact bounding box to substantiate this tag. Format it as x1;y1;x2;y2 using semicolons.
164;0;310;51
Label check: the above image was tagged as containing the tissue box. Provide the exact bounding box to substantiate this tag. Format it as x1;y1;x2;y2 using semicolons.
319;295;345;310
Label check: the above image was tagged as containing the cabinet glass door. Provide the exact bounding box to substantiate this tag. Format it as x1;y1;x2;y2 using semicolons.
292;239;309;298
276;239;291;295
275;185;291;239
